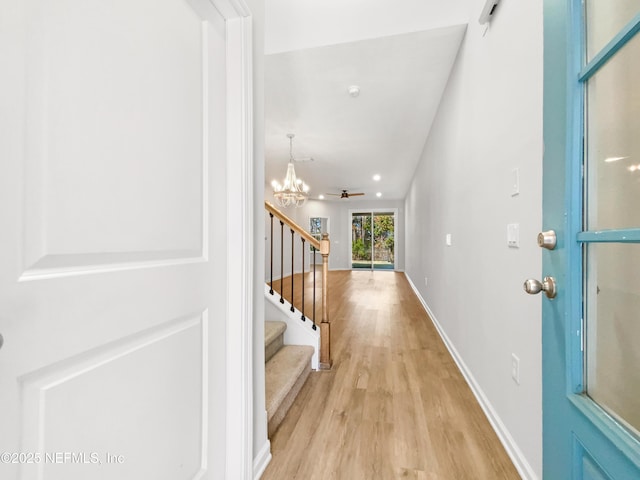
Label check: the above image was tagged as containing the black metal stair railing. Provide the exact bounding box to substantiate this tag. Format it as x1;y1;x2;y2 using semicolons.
301;238;305;322
279;220;284;305
265;201;332;369
266;205;320;330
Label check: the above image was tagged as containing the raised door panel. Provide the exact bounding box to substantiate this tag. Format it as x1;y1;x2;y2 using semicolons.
20;313;208;480
22;0;208;276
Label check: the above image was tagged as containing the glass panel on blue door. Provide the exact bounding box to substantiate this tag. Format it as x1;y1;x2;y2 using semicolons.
585;243;640;438
585;1;640;61
585;32;640;230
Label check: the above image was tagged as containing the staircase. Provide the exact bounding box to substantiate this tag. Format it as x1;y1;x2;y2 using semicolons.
265;320;314;436
264;201;332;370
263;201;331;436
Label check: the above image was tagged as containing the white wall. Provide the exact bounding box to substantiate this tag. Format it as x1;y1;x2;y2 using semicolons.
264;195;405;273
404;0;543;478
265;0;469;54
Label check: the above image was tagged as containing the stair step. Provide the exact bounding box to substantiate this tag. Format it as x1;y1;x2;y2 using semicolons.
265;345;314;436
265;321;287;363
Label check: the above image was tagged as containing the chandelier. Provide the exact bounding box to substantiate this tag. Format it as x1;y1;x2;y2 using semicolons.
271;133;309;208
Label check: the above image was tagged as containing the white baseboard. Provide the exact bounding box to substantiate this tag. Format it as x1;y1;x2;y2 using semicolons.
253;437;271;480
404;273;538;480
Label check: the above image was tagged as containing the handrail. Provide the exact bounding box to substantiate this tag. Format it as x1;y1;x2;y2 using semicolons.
264;201;320;249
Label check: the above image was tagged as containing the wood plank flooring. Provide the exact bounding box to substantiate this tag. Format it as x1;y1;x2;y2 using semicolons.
262;270;520;480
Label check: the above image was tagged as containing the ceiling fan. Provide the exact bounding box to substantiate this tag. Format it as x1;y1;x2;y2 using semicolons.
326;189;365;199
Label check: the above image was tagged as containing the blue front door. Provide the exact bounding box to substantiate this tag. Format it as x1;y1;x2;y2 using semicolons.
543;1;640;478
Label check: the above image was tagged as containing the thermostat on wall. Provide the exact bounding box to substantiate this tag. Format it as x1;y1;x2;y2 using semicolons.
479;0;500;25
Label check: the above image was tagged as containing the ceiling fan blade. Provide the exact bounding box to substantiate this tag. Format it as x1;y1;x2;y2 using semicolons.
325;193;342;196
349;193;365;196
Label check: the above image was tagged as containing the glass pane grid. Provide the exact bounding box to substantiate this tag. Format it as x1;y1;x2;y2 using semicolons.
584;243;640;439
584;1;640;69
582;4;640;443
584;32;640;232
578;229;640;243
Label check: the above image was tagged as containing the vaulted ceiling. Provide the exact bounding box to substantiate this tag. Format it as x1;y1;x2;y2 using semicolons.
265;0;470;201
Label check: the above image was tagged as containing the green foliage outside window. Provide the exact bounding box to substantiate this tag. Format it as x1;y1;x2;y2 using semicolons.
351;213;394;264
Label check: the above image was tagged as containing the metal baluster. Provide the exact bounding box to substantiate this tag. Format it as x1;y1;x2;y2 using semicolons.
312;247;317;330
279;221;284;304
301;238;306;321
290;229;295;313
269;213;274;295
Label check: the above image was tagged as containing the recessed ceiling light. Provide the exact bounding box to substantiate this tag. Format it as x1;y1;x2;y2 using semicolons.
318;194;325;200
373;174;381;181
376;192;382;198
348;85;360;98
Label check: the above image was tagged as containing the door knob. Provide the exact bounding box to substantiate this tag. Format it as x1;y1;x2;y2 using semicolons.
537;230;557;250
524;277;557;299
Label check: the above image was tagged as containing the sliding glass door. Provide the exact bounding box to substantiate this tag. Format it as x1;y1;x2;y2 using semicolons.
351;213;372;269
351;211;395;270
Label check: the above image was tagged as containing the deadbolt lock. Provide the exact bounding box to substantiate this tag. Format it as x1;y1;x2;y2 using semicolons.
537;230;557;250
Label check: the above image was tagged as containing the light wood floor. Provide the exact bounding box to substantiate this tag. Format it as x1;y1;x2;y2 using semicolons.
262;270;520;480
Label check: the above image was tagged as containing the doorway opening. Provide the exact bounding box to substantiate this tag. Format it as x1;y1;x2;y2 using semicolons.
309;216;329;265
350;210;395;270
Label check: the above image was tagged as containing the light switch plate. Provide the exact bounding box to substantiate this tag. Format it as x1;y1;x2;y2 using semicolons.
446;233;452;246
511;353;520;384
511;168;520;196
507;223;519;248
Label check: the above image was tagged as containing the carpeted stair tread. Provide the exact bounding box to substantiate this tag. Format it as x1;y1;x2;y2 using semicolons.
265;345;314;434
265;321;287;363
265;321;286;348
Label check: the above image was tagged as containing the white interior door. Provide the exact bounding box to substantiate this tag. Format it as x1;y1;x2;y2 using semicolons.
0;0;240;478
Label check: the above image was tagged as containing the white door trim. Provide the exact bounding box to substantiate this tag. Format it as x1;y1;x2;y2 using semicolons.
214;0;254;478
